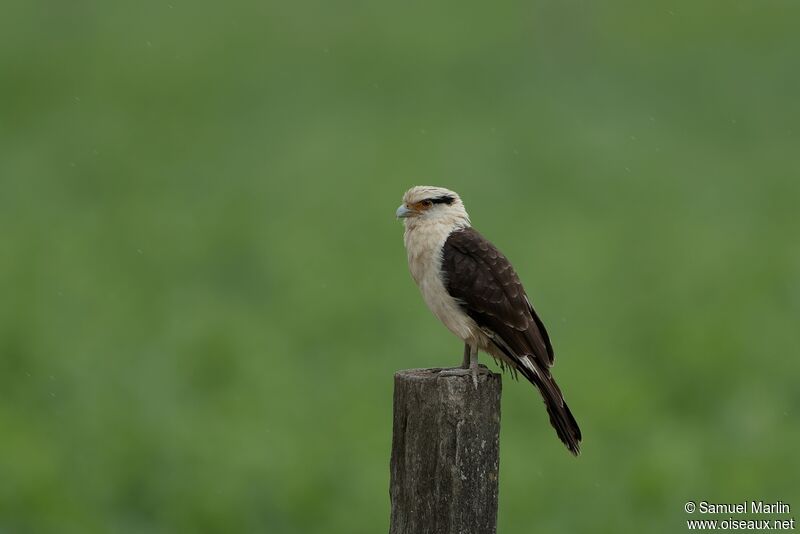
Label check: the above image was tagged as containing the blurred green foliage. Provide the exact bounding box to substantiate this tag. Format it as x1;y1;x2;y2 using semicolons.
1;1;799;532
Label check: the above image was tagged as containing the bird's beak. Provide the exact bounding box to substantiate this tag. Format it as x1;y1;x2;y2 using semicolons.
396;204;413;219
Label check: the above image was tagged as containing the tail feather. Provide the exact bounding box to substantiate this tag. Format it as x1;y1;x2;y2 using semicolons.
488;338;582;455
519;358;582;456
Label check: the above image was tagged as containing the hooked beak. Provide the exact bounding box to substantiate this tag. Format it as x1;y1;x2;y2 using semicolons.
396;204;413;219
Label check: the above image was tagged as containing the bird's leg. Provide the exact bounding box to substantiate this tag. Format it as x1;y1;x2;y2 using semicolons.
469;342;480;368
438;342;490;388
430;343;471;372
467;343;482;388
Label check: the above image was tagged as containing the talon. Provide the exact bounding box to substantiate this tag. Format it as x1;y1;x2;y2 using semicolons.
439;364;492;386
438;368;470;377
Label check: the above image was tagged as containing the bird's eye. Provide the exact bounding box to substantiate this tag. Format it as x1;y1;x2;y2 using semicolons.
421;200;433;208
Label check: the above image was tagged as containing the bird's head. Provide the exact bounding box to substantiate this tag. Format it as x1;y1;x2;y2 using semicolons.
396;186;470;230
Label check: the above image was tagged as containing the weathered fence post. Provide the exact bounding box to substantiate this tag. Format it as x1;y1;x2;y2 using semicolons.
389;368;502;534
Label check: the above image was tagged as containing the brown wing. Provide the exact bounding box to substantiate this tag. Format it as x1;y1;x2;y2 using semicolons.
441;227;582;455
441;227;553;368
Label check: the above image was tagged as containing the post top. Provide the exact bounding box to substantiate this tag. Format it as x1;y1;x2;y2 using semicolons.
393;367;500;381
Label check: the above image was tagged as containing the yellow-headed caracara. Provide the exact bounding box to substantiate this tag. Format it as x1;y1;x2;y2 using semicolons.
397;185;582;455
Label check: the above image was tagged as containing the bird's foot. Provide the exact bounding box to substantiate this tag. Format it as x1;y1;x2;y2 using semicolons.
437;364;491;389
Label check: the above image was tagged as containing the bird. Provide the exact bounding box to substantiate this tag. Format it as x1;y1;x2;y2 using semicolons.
396;185;582;455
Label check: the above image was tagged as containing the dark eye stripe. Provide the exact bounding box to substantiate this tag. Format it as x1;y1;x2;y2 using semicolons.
428;195;455;205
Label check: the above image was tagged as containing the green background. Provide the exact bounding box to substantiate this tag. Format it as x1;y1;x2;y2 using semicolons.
2;1;798;532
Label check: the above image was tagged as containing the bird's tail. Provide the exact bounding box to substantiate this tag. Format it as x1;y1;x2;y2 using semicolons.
518;359;582;456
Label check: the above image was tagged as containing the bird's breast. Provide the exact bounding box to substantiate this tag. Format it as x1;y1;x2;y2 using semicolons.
404;225;477;342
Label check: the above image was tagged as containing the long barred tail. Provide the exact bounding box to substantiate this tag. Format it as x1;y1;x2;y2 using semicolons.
518;359;582;456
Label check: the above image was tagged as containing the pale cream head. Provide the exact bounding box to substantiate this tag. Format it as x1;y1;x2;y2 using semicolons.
396;186;470;229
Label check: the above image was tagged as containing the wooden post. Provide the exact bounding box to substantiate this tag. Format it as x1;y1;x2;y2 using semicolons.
389;368;501;534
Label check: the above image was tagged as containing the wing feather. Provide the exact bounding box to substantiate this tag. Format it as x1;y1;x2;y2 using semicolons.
441;227;553;367
441;227;581;455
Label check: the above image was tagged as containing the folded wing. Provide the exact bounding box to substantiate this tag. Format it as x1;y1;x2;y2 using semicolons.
441;227;582;455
